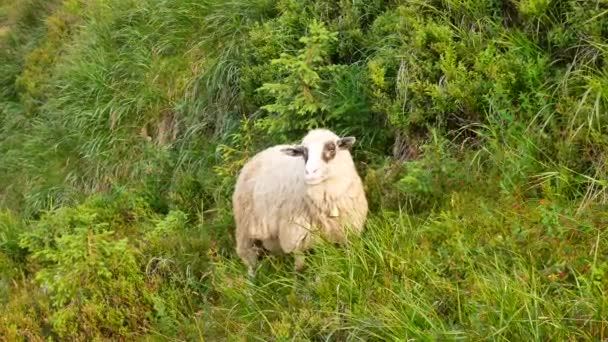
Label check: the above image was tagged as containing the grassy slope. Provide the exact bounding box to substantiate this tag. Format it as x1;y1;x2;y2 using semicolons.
1;0;608;340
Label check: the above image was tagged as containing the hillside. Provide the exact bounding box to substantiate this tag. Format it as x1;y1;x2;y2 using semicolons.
1;0;608;340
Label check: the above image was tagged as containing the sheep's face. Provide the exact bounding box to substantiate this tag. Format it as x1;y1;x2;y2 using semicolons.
282;136;356;185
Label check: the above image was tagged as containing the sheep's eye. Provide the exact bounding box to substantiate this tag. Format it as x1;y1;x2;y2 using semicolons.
322;142;337;162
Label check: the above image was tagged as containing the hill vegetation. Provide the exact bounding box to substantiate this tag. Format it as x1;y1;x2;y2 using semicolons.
1;0;608;340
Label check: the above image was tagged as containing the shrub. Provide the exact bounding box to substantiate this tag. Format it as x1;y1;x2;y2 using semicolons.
2;0;608;339
15;191;155;339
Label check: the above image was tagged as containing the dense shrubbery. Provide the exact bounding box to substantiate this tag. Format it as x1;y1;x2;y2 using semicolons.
1;0;608;339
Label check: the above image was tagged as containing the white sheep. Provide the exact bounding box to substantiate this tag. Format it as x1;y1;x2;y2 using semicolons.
232;128;368;277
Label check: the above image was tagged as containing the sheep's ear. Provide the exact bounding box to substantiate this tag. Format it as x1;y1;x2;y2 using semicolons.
281;145;306;157
337;136;356;150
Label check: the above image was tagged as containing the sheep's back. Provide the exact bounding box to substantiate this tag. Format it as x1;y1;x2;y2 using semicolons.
233;145;308;240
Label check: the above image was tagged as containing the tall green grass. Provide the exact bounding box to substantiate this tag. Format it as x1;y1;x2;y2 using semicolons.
1;0;608;339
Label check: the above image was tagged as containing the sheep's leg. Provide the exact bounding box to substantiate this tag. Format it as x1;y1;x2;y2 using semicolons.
236;242;259;277
278;218;311;273
294;252;306;272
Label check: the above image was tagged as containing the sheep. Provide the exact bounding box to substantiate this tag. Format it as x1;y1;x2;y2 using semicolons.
232;128;368;277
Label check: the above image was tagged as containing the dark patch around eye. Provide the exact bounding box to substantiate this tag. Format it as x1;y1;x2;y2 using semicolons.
302;147;309;162
322;141;337;162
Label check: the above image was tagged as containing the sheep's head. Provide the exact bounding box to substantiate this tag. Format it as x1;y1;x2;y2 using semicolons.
281;129;356;185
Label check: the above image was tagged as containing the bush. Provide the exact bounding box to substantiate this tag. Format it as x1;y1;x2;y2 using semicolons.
2;0;608;339
16;191;155;338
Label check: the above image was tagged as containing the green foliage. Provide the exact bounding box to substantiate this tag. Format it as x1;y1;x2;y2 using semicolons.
204;193;608;340
394;130;474;211
0;190;216;339
257;20;338;136
2;0;608;339
0;211;26;304
16;191;155;339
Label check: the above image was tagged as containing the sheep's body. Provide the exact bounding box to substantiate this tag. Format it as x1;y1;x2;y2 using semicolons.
233;129;368;276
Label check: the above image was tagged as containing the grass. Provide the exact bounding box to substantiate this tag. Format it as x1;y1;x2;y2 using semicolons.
1;0;608;340
199;189;608;340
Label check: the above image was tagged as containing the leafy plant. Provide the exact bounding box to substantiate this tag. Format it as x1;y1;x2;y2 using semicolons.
256;20;339;137
1;0;608;339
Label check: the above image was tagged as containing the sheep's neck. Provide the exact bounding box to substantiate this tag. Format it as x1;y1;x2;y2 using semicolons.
305;176;353;217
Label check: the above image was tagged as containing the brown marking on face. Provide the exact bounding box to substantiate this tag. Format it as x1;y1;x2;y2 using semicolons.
322;141;337;162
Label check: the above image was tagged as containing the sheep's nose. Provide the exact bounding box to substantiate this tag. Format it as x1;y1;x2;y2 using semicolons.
306;167;320;175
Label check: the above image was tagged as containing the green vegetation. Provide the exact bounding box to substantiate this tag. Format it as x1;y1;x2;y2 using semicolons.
1;0;608;339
